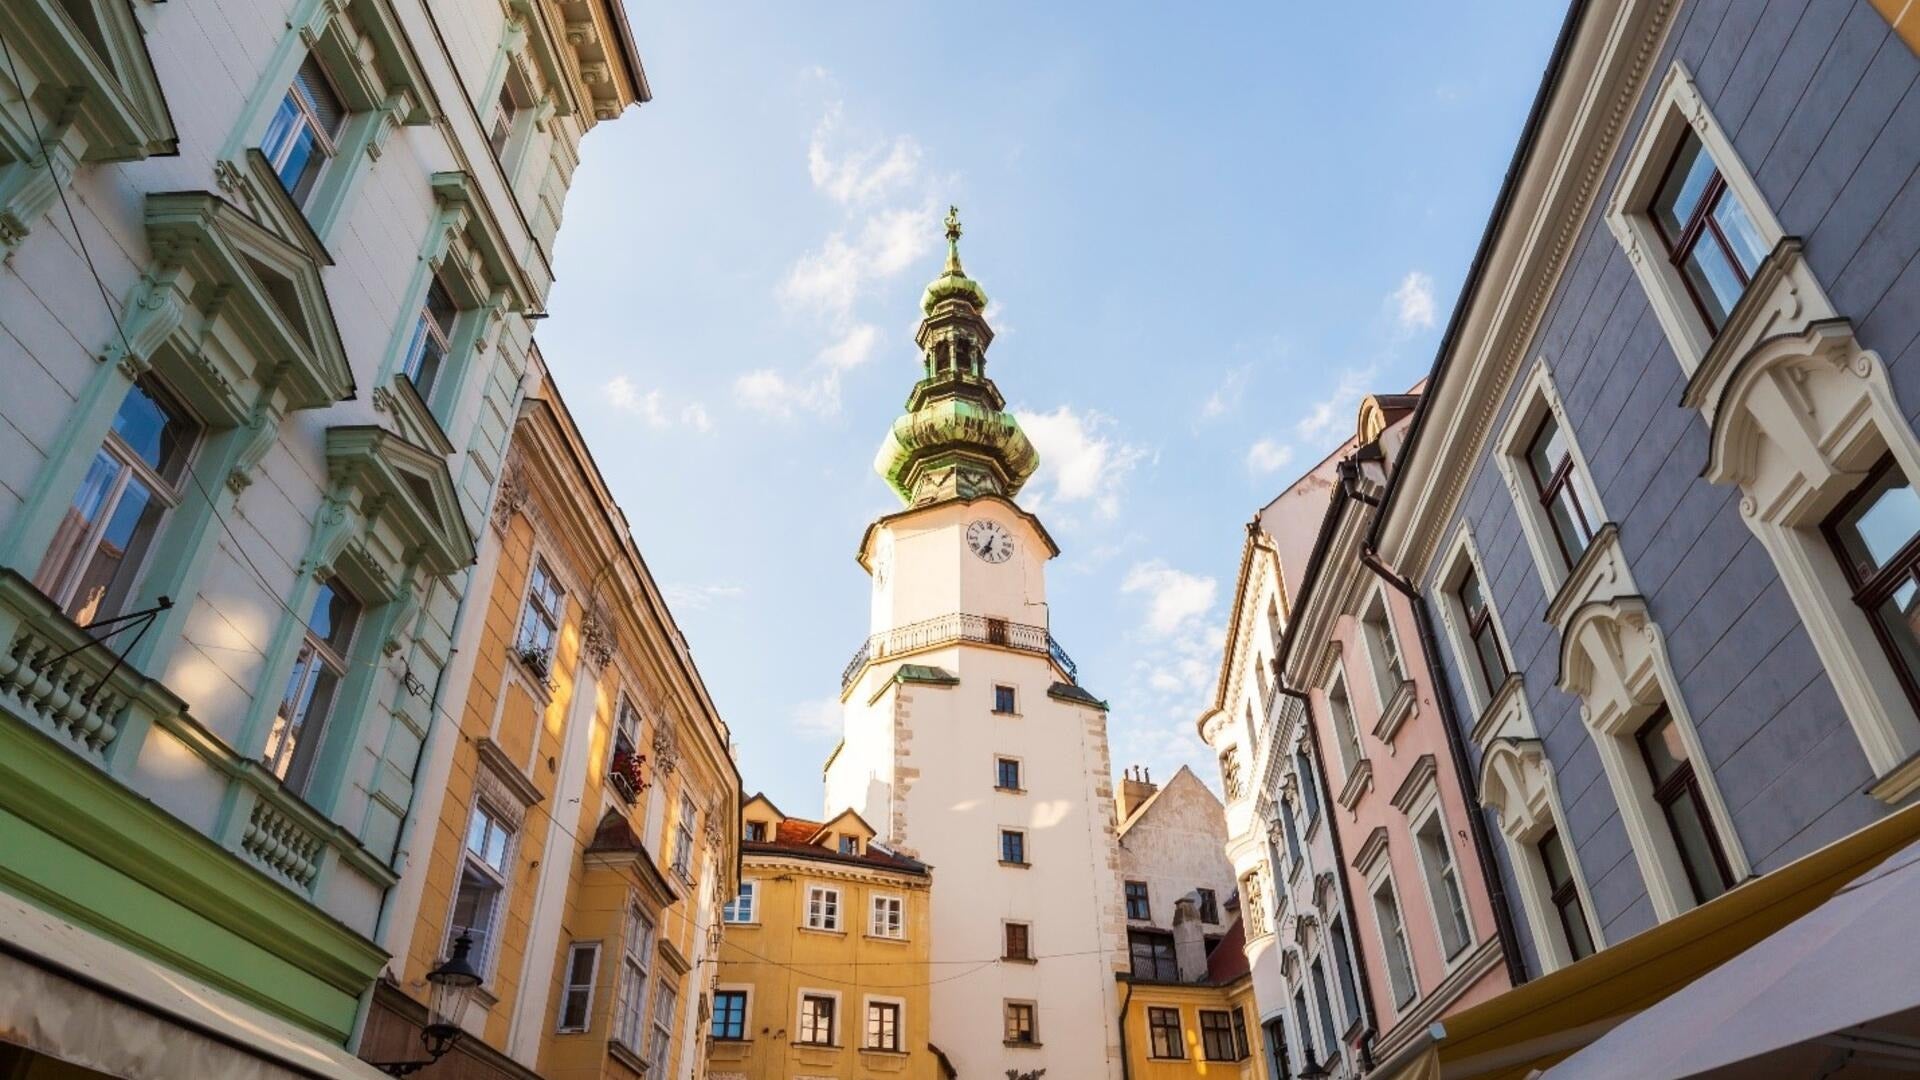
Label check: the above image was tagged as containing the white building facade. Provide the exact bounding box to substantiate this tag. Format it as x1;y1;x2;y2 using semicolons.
0;0;643;1071
825;212;1129;1079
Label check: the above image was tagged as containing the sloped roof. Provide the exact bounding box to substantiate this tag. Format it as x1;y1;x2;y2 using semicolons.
1207;918;1250;983
742;838;930;877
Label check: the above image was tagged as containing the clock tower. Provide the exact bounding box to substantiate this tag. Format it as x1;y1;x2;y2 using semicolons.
826;210;1128;1078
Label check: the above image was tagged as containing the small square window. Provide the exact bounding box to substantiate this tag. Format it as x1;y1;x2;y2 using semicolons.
1147;1006;1184;1059
999;829;1027;865
1196;887;1219;924
798;993;836;1045
865;999;902;1051
744;821;766;842
839;835;860;856
805;886;841;931
996;757;1022;790
1004;1001;1036;1045
711;989;747;1041
993;684;1017;714
1003;922;1031;961
869;895;904;939
723;881;756;924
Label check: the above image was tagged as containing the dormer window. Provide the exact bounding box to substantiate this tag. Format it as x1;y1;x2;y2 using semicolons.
262;56;348;206
838;835;859;856
744;821;766;842
1649;130;1766;332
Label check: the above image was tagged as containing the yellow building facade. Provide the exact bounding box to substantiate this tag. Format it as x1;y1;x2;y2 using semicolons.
707;795;940;1080
1120;976;1267;1080
362;350;741;1080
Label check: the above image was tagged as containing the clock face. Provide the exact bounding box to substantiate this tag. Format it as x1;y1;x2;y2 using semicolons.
966;519;1014;564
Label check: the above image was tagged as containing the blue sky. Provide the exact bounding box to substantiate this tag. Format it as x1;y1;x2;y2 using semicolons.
536;3;1568;814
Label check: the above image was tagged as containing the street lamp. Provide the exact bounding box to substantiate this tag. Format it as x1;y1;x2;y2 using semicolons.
372;933;482;1076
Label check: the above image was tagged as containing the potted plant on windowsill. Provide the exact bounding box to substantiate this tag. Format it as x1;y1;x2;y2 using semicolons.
514;642;557;691
610;747;648;803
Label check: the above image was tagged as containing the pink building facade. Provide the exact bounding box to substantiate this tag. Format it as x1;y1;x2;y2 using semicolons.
1275;394;1519;1065
1208;392;1522;1076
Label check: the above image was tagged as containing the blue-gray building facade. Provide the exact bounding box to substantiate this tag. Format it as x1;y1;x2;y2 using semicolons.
1372;0;1920;978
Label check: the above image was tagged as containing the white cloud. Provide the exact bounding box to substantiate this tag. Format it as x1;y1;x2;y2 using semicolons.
807;103;923;206
1245;438;1294;475
791;697;844;741
663;582;742;610
1201;365;1252;421
757;94;938;418
1393;270;1437;332
1122;560;1218;638
1015;405;1146;521
1294;366;1376;442
607;376;710;431
733;368;822;418
819;323;880;372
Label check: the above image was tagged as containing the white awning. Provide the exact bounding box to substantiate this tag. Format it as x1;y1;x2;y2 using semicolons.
0;890;390;1079
1546;837;1920;1079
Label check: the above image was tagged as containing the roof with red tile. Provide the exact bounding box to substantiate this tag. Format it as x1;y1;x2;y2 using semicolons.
1206;917;1250;984
775;818;822;844
741;838;930;877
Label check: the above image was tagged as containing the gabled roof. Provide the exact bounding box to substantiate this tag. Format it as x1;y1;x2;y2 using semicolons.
1117;765;1223;837
741;836;930;877
809;807;877;845
741;792;785;820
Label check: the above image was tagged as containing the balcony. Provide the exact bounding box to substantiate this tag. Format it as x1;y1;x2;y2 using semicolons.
841;612;1078;691
0;567;395;904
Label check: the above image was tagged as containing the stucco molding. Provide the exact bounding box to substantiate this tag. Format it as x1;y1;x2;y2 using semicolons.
1606;60;1788;376
1374;0;1684;578
1556;591;1750;919
1669;239;1920;794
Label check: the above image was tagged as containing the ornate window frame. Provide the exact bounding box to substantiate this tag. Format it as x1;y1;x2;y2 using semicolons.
1494;358;1609;598
1477;737;1606;972
1357;583;1416;745
1610;65;1920;802
371;171;535;446
1363;861;1419;1015
1557;587;1749;920
0;0;177;253
1685;279;1920;800
213;0;432;242
233;426;470;816
1431;522;1520;722
0;191;354;675
1606;61;1787;376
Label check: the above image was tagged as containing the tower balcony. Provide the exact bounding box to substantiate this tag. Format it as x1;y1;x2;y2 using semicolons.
841;612;1077;691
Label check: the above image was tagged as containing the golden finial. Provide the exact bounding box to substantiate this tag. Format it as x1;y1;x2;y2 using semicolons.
944;205;963;273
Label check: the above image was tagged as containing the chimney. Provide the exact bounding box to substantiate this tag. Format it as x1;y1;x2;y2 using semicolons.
1172;894;1208;983
1117;765;1158;822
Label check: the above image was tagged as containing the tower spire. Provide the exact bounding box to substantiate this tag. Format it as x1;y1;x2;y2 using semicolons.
872;209;1038;507
944;205;964;275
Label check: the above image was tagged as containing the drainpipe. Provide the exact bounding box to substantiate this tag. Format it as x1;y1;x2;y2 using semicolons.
1344;469;1529;989
1276;681;1380;1071
1117;978;1135;1080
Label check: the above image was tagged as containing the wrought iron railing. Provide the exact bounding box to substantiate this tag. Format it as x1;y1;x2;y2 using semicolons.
841;612;1077;690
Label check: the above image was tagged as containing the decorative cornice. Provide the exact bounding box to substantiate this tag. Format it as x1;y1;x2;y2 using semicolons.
1375;0;1683;576
1389;753;1440;816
